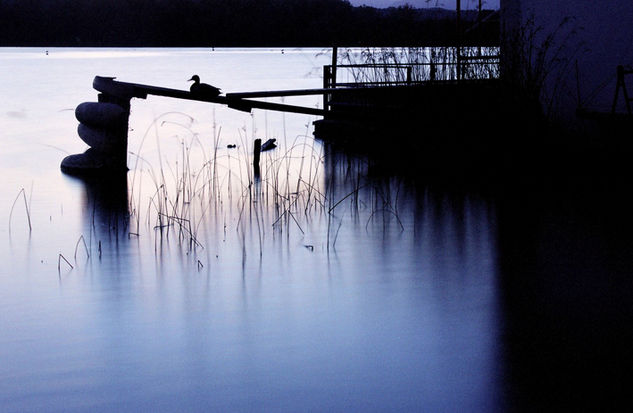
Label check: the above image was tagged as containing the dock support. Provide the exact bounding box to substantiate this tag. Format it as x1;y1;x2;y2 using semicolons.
61;92;131;174
97;93;130;171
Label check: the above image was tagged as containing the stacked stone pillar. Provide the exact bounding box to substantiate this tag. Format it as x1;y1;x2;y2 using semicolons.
61;93;131;174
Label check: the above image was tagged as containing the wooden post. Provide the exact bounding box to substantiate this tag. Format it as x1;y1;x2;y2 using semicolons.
477;0;482;56
323;46;338;113
97;93;130;171
456;0;462;81
253;138;261;177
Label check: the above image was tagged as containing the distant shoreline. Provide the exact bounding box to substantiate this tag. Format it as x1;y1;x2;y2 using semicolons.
0;0;498;48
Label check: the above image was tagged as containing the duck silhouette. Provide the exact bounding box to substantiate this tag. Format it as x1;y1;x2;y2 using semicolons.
188;75;221;98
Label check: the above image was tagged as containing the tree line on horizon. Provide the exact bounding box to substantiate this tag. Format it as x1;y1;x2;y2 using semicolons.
0;0;498;47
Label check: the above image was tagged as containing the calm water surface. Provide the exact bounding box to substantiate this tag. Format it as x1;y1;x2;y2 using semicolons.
1;48;631;412
0;47;504;412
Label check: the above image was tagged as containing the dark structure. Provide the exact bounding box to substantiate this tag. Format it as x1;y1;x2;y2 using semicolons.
61;87;131;174
60;76;329;174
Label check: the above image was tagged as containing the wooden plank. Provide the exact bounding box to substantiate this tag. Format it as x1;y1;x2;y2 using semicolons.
225;87;359;99
230;98;327;116
92;76;327;116
93;76;225;103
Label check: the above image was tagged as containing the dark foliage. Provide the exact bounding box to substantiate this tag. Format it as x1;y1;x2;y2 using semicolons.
0;0;498;46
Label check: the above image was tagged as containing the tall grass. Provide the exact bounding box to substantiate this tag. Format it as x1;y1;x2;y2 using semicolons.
75;109;410;266
502;15;581;119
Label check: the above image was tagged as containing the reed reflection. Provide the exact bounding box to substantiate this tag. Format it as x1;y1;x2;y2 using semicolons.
320;144;505;410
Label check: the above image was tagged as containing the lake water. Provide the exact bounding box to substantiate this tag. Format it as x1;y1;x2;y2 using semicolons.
1;48;631;412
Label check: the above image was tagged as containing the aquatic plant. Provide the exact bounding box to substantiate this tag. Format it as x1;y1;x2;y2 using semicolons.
57;254;73;272
73;235;90;262
9;187;32;234
66;108;409;267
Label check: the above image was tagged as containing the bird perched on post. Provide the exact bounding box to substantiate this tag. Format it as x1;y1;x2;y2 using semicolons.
188;75;221;98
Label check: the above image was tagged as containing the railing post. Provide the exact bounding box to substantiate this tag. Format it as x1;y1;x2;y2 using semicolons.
456;0;462;81
406;66;412;84
323;65;331;112
331;47;338;88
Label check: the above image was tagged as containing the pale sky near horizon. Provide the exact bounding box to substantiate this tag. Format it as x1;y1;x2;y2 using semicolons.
348;0;501;9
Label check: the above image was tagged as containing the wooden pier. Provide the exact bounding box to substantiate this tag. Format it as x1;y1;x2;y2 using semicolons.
91;76;329;117
61;76;338;174
61;51;501;175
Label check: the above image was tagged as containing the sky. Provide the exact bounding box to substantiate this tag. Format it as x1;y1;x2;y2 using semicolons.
348;0;501;9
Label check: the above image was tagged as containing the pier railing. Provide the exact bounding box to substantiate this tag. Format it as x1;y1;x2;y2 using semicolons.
322;54;500;111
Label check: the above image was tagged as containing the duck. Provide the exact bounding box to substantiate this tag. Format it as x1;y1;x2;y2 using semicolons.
188;75;221;98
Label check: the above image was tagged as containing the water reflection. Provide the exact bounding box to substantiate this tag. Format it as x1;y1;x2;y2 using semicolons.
69;172;132;289
316;146;506;411
35;143;632;412
43;145;508;411
76;172;129;238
